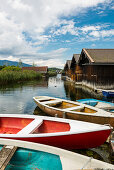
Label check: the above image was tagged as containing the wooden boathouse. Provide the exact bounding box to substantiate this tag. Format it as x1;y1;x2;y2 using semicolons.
70;54;80;81
64;60;72;79
64;49;114;89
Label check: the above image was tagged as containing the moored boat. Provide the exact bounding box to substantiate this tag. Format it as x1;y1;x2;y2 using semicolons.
102;90;114;98
0;114;112;149
0;138;114;170
77;98;114;112
33;96;114;127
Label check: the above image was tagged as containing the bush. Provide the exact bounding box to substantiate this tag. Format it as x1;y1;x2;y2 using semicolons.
2;66;21;71
48;71;57;77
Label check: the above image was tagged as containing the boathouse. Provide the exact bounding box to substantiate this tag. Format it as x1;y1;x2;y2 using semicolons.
64;48;114;89
64;60;72;79
70;54;81;81
78;48;114;89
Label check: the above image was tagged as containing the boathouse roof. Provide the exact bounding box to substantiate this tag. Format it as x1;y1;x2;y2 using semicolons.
22;66;48;73
72;54;80;63
82;48;114;63
70;54;80;70
64;60;72;70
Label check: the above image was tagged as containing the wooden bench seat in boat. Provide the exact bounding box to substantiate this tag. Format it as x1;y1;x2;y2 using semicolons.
62;106;84;111
41;100;62;106
35;96;53;101
17;119;43;134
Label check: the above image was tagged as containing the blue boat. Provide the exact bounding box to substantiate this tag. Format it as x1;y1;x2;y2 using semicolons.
0;139;114;170
102;90;114;98
77;98;114;112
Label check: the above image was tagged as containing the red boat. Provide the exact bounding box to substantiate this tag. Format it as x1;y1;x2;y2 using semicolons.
0;114;112;149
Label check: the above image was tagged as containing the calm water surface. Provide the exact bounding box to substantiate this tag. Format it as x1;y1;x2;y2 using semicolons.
0;74;113;164
0;74;105;114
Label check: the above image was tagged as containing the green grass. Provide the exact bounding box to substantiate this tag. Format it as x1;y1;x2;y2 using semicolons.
0;70;42;84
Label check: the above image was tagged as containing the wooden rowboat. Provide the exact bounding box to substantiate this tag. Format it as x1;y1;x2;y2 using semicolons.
0;139;114;170
0;114;111;149
33;96;114;127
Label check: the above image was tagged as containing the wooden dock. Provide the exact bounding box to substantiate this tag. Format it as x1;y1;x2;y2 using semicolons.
0;145;17;170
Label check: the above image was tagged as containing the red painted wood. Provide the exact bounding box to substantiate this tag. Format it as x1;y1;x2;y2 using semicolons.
35;120;70;133
0;117;33;134
2;129;111;149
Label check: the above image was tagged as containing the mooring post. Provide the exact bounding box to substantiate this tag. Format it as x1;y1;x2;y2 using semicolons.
63;112;66;118
55;114;58;117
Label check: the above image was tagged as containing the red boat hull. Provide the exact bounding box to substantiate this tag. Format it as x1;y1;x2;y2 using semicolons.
2;129;111;149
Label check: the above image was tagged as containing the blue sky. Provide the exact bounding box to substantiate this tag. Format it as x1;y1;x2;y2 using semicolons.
0;0;114;68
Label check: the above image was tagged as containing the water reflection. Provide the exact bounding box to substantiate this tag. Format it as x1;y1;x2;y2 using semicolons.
0;79;48;114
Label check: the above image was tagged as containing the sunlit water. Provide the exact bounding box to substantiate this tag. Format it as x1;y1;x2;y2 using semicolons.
0;74;113;164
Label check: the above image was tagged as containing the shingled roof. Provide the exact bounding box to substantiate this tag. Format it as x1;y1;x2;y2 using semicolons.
22;66;48;73
64;60;72;70
72;54;80;63
83;48;114;63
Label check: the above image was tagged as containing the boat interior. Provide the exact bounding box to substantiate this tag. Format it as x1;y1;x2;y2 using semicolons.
45;101;97;113
0;117;70;135
36;97;98;114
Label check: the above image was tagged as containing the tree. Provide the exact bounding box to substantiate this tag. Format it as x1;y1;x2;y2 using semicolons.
18;59;22;68
32;62;37;67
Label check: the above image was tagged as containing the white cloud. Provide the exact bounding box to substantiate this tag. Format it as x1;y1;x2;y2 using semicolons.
0;0;113;67
101;29;114;37
89;31;100;37
81;25;101;33
8;0;32;11
89;29;114;38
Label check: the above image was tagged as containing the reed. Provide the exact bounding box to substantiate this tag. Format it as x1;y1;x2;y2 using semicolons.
0;70;42;84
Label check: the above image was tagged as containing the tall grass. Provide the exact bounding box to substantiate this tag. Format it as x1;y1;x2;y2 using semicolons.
0;70;42;84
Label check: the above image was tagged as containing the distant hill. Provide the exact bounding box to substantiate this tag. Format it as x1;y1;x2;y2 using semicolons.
0;60;31;67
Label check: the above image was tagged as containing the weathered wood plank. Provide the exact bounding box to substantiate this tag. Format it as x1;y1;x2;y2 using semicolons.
0;145;17;170
102;106;114;110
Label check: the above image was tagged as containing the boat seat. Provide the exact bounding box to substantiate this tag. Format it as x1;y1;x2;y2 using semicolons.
17;119;43;134
62;106;84;111
42;100;62;105
35;97;53;101
95;102;112;109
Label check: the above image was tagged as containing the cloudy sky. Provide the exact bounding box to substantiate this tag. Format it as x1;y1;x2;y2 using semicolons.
0;0;114;68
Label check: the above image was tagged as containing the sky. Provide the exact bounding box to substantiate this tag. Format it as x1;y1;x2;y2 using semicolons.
0;0;114;68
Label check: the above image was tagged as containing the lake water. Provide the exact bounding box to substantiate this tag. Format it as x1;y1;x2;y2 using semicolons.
0;74;113;164
0;74;105;115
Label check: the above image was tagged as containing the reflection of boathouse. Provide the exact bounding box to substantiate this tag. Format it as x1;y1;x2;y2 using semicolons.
64;49;114;89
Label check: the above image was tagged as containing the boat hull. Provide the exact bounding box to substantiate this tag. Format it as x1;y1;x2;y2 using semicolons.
36;101;114;128
1;129;111;150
